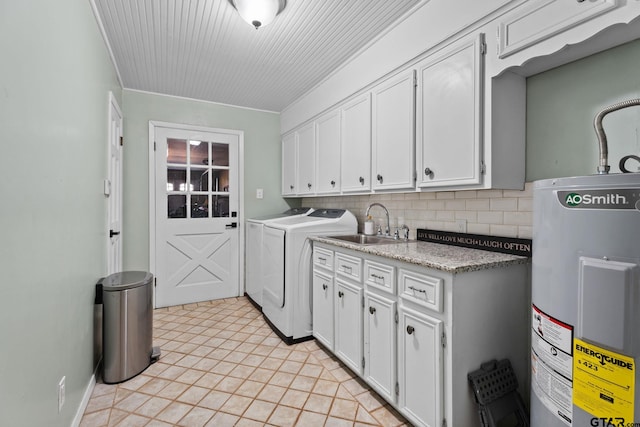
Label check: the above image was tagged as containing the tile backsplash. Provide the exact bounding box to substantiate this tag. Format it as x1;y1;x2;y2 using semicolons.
302;183;533;240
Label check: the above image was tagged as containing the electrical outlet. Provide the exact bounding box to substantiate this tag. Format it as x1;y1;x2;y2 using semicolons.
256;188;264;199
456;219;467;233
58;376;65;413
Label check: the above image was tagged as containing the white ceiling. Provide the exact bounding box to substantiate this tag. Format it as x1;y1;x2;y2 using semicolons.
92;0;422;112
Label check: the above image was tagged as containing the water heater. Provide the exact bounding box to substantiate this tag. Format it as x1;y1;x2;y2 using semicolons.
531;173;640;426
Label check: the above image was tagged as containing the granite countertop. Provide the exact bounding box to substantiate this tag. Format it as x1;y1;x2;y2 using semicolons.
311;236;530;274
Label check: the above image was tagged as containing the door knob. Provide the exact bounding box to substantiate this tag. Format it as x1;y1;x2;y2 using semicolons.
330;180;335;187
338;291;344;298
109;230;120;238
322;284;328;290
424;167;433;177
369;306;376;315
359;176;365;185
377;174;383;183
307;183;312;189
225;222;238;229
407;325;415;335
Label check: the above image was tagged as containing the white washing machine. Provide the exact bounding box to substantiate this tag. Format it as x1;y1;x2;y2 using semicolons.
262;209;357;344
245;207;313;308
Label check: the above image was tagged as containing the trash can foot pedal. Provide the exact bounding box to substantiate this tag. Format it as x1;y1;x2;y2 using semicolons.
151;346;161;364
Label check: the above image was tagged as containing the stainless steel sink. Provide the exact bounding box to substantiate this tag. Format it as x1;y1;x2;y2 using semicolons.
324;234;407;245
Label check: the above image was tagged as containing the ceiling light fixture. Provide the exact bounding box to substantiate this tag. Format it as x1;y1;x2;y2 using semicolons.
229;0;286;29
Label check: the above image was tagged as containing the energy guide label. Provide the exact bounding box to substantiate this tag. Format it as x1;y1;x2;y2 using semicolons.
531;304;574;426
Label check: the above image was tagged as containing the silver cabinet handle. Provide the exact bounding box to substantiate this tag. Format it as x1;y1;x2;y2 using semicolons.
307;183;312;189
330;180;336;187
341;265;352;274
359;176;365;185
424;167;433;177
377;174;383;183
318;257;327;262
338;291;344;298
369;306;376;315
371;273;384;281
408;286;427;294
322;284;328;290
407;325;415;335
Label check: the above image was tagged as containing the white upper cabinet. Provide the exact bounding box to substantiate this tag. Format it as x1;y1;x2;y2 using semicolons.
281;133;297;196
341;94;372;193
497;0;618;59
372;69;416;191
296;122;315;195
315;109;341;195
417;34;484;189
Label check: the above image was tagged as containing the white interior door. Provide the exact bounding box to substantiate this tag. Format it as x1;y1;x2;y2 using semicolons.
107;92;123;275
154;125;241;307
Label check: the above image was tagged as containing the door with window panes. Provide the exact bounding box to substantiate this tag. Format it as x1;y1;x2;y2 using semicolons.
154;125;240;307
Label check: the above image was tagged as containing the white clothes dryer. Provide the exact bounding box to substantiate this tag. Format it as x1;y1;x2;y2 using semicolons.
262;209;357;344
245;207;313;308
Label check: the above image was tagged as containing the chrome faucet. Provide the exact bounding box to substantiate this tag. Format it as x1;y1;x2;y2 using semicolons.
365;203;390;237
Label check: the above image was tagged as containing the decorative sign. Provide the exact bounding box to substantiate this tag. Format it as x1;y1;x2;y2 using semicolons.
416;229;532;257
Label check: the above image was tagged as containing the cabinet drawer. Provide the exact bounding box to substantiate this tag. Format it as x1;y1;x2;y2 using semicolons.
364;260;395;293
399;269;443;313
313;247;334;270
335;252;362;282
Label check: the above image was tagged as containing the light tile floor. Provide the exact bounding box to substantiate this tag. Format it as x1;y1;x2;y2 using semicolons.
81;296;409;426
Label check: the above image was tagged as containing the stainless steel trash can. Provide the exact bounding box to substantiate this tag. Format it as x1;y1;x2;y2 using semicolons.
100;271;156;384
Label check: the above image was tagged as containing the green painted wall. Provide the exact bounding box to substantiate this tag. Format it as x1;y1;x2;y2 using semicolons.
526;39;640;181
121;90;292;271
0;1;121;426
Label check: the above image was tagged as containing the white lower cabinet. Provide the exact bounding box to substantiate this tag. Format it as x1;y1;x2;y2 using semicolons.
334;278;363;376
312;242;528;427
398;305;443;427
364;291;396;403
312;270;334;350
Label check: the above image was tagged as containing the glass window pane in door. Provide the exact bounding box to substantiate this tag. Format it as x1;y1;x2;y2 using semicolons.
191;169;209;192
168;167;187;192
212;195;229;217
167;139;187;164
191;195;209;218
190;140;209;166
211;170;230;192
168;195;187;218
212;143;229;166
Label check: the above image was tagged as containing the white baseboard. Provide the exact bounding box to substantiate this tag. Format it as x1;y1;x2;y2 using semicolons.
71;362;100;427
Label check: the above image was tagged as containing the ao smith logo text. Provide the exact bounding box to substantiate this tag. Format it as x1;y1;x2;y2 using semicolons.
558;189;640;210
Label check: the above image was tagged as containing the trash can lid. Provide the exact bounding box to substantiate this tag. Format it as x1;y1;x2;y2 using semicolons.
102;271;153;291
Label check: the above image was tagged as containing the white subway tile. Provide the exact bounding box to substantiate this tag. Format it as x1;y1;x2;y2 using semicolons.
477;211;503;224
444;200;466;211
504;211;533;226
454;190;477;199
419;192;437;200
427;200;446;211
435;191;455;200
476;189;503;199
404;193;420;200
468;223;490;235
518;198;533;212
465;199;490;211
490;224;519;238
436;211;455;221
518;226;533;239
455;211;477;222
490;198;518;212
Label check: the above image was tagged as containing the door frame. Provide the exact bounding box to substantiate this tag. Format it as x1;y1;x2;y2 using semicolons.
149;121;245;307
106;91;123;275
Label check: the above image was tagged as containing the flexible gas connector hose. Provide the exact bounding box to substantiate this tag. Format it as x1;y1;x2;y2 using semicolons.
593;98;640;174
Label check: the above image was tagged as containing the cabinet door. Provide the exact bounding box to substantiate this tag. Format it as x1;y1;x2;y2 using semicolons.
341;94;371;193
372;69;416;191
334;279;363;375
296;122;315;195
281;133;297;195
316;110;341;194
417;34;484;189
398;306;443;427
312;270;334;350
497;0;617;58
364;291;397;403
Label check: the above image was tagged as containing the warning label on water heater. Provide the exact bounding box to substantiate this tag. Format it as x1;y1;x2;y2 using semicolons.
531;304;574;425
573;338;635;422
